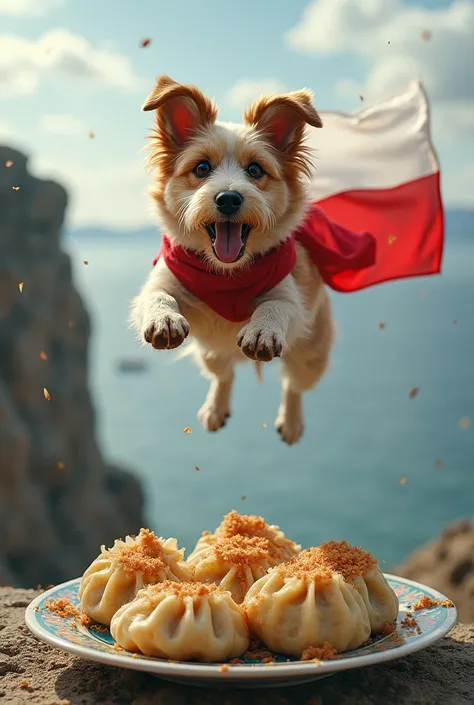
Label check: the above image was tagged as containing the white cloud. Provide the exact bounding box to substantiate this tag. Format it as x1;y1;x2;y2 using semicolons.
39;113;85;136
226;78;288;109
28;153;152;228
0;0;63;15
0;29;145;98
285;0;474;133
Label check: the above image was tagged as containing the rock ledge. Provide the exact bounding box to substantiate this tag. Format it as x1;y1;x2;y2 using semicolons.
1;587;473;705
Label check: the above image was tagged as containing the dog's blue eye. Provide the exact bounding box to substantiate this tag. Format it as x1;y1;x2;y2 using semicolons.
246;162;264;179
193;160;212;178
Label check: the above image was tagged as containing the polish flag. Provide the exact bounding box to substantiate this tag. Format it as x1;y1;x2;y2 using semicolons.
304;80;444;292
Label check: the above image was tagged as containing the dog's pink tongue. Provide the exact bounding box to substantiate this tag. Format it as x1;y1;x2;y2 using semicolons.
213;222;243;263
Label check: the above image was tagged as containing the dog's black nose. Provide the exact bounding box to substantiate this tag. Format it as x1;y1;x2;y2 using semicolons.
214;190;243;216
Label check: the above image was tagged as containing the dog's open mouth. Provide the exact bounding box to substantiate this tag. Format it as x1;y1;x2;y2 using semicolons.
205;222;252;264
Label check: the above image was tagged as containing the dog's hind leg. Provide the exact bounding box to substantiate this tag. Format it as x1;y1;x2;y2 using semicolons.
195;348;235;432
276;295;333;445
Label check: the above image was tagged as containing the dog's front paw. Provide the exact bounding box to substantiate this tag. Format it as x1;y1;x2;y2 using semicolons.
198;402;230;432
237;324;283;362
275;410;305;445
143;314;189;350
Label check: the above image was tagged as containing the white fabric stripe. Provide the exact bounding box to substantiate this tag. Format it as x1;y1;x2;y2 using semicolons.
306;80;440;201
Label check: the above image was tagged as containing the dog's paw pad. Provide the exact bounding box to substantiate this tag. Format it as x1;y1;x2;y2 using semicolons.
237;327;283;362
198;404;230;432
143;315;189;350
275;414;304;446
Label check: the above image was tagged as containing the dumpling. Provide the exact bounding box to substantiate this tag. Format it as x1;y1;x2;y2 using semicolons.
110;581;249;662
216;510;301;560
186;531;217;568
187;510;300;570
79;528;193;625
192;534;291;604
244;548;374;656
314;540;399;632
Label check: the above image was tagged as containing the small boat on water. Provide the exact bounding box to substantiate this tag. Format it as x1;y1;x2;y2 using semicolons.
116;359;148;373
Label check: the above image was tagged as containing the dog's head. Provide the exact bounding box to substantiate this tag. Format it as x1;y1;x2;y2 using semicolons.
143;75;322;270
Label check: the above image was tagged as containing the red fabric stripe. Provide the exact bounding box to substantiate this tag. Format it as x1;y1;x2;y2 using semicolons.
311;172;444;292
158;234;297;323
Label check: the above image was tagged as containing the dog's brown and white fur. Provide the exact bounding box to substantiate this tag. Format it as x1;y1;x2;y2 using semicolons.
131;75;334;444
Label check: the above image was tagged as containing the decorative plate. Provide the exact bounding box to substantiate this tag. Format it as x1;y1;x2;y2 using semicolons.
25;575;457;689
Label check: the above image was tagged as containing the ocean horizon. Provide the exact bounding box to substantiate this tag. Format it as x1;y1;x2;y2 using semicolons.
64;225;474;568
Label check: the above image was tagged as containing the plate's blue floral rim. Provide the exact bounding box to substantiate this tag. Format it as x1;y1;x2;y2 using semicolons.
25;575;457;683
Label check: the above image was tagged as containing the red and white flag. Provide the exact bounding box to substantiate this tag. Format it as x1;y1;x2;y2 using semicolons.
156;81;444;322
304;79;444;292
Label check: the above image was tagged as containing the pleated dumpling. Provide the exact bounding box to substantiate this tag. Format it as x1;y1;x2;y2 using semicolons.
314;540;399;632
79;528;193;625
187;510;300;575
186;531;217;568
187;510;301;603
193;533;297;604
215;511;301;559
110;581;250;662
243;547;372;657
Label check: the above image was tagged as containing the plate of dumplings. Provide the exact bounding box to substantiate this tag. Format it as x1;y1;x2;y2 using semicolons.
25;511;457;688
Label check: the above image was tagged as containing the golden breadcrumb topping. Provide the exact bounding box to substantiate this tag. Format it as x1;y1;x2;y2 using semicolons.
218;511;297;554
143;580;221;601
112;529;172;578
214;535;271;567
276;541;377;583
218;510;270;538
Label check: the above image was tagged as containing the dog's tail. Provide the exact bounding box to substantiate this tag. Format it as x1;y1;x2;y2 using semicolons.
254;361;263;383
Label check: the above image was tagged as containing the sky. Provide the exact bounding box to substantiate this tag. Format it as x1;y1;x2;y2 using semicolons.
0;0;473;229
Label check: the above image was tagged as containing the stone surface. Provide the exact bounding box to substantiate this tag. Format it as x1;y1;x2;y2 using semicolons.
396;519;474;624
0;146;145;587
0;587;473;705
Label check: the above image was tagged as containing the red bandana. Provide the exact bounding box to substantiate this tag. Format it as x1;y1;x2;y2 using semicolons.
153;187;444;323
153;204;376;322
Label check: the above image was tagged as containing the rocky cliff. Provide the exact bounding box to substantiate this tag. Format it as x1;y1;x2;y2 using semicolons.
396;519;474;624
0;146;145;588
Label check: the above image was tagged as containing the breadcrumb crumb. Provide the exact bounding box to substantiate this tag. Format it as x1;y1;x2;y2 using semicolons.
413;596;454;611
44;598;79;619
301;642;338;661
381;623;396;635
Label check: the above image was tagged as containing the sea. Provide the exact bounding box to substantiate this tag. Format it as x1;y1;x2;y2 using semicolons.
64;226;474;568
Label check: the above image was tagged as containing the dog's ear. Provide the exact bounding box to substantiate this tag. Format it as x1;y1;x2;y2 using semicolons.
244;89;322;151
142;75;218;146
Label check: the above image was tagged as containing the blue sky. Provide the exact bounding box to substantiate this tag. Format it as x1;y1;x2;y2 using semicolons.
1;0;472;227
